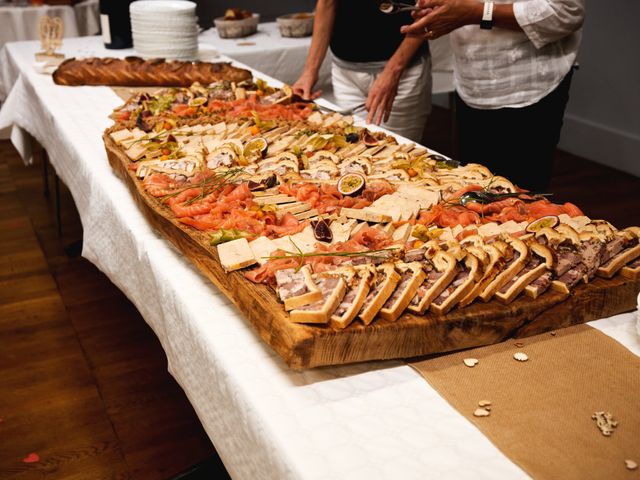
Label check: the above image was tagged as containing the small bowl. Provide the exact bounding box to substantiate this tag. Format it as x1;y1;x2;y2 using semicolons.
214;13;259;39
276;13;314;38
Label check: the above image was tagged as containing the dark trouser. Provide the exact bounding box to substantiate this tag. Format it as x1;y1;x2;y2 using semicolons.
455;68;574;192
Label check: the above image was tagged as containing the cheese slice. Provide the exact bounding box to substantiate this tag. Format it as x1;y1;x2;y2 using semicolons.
217;238;257;272
110;128;133;144
342;207;391;223
249;236;277;265
330;218;357;244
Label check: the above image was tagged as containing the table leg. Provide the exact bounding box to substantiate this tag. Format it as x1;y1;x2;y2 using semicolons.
54;172;62;238
39;144;50;198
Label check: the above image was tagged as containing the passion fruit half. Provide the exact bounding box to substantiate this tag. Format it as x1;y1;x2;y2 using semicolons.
243;137;268;162
337;173;366;197
526;215;559;233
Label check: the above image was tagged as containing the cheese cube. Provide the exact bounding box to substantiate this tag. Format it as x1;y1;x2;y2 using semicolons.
217;238;256;272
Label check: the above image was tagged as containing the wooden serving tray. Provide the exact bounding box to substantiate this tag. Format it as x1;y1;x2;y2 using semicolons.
104;135;640;369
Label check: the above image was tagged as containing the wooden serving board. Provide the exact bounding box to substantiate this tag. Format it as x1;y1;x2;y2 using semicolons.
104;135;640;369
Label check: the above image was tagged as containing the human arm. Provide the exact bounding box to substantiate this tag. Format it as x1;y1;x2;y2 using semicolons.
401;0;520;39
401;0;584;47
366;34;424;125
291;0;336;100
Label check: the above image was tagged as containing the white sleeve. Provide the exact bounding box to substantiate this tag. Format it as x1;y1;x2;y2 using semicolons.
513;0;585;49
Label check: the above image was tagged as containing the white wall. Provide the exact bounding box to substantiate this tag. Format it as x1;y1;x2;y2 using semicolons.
558;1;640;176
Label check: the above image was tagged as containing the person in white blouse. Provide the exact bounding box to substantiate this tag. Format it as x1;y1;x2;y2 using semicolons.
402;0;585;191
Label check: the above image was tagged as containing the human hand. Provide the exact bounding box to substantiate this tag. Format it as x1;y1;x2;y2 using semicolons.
365;67;401;125
401;0;481;39
291;70;322;101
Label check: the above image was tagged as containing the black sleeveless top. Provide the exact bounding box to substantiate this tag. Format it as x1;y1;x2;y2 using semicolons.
330;0;425;62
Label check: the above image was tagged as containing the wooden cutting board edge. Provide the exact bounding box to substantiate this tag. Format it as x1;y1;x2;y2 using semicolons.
103;134;640;369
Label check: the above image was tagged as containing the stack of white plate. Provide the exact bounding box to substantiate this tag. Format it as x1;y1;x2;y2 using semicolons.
130;0;199;60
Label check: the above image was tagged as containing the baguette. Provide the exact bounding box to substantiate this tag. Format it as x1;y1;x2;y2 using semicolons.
290;276;347;324
358;263;401;325
53;57;252;87
379;262;426;322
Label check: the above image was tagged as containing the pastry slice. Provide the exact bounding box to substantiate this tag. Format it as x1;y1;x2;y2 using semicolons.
597;228;640;279
495;243;554;304
407;250;457;314
290;275;347;324
330;265;376;329
275;266;322;311
358;263;401;325
379;262;426;321
458;243;504;307
525;271;553;299
478;238;528;302
430;253;482;315
621;256;640;280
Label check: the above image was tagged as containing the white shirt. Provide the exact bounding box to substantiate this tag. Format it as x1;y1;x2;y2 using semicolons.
451;0;585;109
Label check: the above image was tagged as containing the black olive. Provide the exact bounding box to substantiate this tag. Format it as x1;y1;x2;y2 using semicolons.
346;133;359;143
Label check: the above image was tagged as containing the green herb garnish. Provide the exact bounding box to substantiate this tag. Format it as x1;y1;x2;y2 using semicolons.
210;228;252;246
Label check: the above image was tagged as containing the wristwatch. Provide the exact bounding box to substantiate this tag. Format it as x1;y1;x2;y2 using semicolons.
480;1;494;30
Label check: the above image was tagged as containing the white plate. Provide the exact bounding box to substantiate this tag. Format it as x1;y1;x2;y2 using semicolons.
130;0;196;15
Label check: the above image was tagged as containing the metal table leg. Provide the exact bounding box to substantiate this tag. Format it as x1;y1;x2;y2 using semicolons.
42;148;50;198
54;172;62;238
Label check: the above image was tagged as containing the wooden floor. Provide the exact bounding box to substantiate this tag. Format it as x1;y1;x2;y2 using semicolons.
0;141;227;479
1;106;639;480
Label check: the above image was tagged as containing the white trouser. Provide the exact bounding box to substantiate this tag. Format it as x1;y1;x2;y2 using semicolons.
331;55;432;142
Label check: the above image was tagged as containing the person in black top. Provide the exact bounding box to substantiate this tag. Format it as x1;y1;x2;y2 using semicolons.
292;0;432;142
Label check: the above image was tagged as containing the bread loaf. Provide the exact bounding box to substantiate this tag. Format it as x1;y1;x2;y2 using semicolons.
52;57;252;87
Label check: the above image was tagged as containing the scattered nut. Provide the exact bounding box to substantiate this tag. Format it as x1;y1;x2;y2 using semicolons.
463;358;479;367
592;411;618;436
625;460;638;470
473;408;491;417
478;400;492;407
514;342;524;348
550;331;557;336
513;352;529;362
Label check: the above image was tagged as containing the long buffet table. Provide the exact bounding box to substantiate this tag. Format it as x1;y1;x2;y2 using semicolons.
1;37;639;480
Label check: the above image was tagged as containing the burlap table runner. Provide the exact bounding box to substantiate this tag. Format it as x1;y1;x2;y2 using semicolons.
409;324;640;479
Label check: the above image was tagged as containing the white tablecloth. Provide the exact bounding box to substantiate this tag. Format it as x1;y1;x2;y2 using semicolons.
1;37;638;480
0;4;79;50
201;22;334;102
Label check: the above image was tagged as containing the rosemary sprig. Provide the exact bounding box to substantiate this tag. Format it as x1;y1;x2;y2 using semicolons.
160;168;244;204
265;239;398;270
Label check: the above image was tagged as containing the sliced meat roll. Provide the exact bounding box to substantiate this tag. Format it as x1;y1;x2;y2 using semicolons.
275;266;322;311
407;250;457;314
430;253;482;315
329;265;375;329
289;275;347;324
379;262;426;322
458;243;504;308
358;263;401;325
495;243;555;304
597;228;640;279
478;238;528;302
